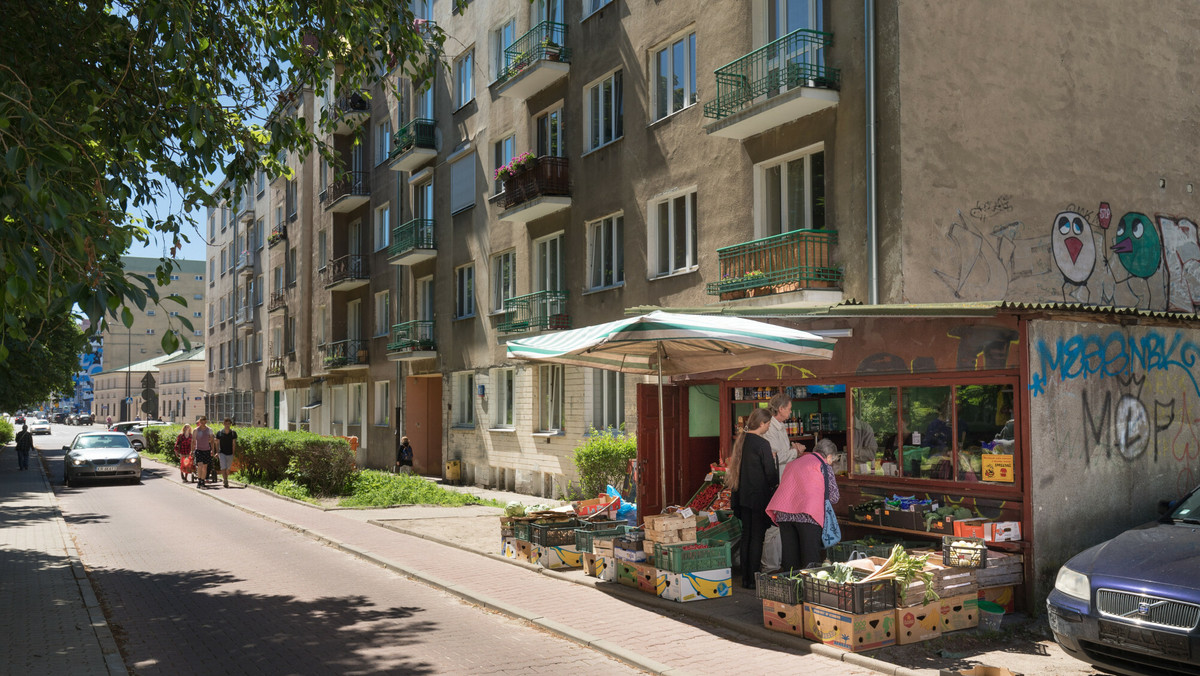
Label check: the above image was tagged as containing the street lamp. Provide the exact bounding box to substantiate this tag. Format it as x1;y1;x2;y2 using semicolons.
121;325;132;421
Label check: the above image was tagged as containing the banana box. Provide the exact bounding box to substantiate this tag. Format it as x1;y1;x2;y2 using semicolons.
582;552;602;577
897;605;942;644
803;604;896;652
616;561;639;588
594;556;617;582
938;593;979;632
657;568;732;602
536;545;583;569
501;537;519;558
762;599;804;635
516;540;533;562
634;562;658;595
978;585;1015;613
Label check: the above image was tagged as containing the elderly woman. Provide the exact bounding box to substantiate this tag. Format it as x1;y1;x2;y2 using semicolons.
766;438;841;572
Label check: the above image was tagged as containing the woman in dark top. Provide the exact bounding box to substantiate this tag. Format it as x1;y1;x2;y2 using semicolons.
725;407;778;590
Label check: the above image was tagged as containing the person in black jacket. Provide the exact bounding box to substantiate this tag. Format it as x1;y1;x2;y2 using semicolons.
726;407;778;590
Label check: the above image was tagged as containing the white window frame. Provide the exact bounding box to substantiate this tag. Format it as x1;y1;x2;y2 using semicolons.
454;371;475;426
374;290;390;337
455;48;475;109
585;70;623;152
582;0;612;20
493;367;515;429
754;143;826;237
536;106;565;158
455;264;476;319
648;188;699;278
492;18;516;81
493;135;515;193
348;384;363;425
416;276;434;321
652;31;697;121
592;369;625;430
538;364;564;432
491;249;517;313
534;232;564;292
375;119;393;165
331;386;346;425
374;381;390;426
587;213;624;291
374;203;391;250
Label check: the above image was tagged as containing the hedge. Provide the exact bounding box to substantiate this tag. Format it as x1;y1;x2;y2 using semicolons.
143;425;354;495
0;418;13;446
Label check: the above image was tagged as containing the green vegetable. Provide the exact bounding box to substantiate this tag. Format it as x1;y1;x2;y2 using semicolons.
504;501;527;517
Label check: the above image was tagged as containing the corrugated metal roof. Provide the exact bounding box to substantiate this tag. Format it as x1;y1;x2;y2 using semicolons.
626;299;1200;322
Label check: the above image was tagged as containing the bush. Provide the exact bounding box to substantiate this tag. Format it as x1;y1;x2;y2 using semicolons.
270;478;312;502
143;424;183;460
572;426;636;498
0;418;13;446
338;470;487;507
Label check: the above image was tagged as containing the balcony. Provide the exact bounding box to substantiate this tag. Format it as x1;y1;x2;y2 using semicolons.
320;171;370;213
332;90;370;135
266;357;285;378
388;118;437;173
235;250;255;277
497;156;571;223
703;29;840;140
387;320;436;361
268;224;287;248
234;306;255;333
268;290;286;313
388;218;437;266
238;206;255;224
497;290;570;334
704;229;841;302
322;254;369;291
322;339;368;371
493;21;570;100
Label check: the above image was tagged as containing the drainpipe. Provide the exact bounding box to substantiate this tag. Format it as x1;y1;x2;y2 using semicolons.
864;0;879;305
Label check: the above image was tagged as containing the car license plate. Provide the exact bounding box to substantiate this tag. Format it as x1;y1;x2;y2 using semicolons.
95;465;117;472
1098;620;1190;658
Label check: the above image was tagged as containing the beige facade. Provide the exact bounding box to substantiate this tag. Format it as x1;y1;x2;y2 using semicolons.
158;347;207;424
93;351;183;422
99;257;206;372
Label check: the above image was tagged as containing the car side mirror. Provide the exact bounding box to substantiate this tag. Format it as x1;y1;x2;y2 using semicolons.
62;445;69;451
1158;499;1177;516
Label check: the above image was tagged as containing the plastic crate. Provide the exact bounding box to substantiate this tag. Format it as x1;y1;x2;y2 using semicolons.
685;480;722;512
942;536;988;568
614;533;645;551
756;572;804;605
696;514;742;543
512;518;536;541
531;520;580;548
802;566;897;614
827;539;902;563
575;526;628;553
653;541;732;573
578;519;626;531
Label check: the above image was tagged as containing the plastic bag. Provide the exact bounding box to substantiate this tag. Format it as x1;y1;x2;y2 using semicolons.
605;485;624;509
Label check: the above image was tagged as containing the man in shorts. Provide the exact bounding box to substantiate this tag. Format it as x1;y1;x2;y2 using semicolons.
214;418;238;489
192;416;214;489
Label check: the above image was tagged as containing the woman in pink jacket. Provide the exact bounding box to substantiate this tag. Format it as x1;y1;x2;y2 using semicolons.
766;438;841;571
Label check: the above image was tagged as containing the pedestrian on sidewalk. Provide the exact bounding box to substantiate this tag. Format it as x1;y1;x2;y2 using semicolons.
761;392;804;574
767;438;841;572
14;424;33;470
174;424;194;482
192;416;214;488
215;418;238;488
395;435;414;475
725;407;777;590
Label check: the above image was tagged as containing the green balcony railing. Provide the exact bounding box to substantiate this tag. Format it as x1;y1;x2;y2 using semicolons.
705;229;841;298
388;218;436;258
391;118;437;157
497;290;570;333
495;21;570;87
387;320;436;353
703;29;839;121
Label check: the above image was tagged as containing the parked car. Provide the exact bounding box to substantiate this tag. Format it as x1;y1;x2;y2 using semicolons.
1047;483;1200;676
29;419;51;435
62;432;142;486
124;422;170;451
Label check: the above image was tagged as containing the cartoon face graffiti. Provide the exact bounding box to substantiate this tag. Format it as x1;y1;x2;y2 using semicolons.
1111;212;1162;279
1052;211;1096;284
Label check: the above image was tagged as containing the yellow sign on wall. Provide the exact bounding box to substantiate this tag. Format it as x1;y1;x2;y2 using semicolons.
982;454;1015;483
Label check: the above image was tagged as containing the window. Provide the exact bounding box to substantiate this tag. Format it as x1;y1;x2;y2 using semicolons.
455;264;475;318
256;332;263;361
374;381;390;426
491;250;516;312
449;153;475;214
287;247;297;285
193;311;202;318
286;179;298;220
454;49;474;109
169;311;179;317
350;383;363;425
194;275;204;282
454;372;475;425
209;214;216;240
414;181;434;221
494;367;515;428
759;147;825;235
374;291;390;336
588;214;624;289
493;135;514;193
536;107;564;158
147;310;156;317
257;168;266;196
374;203;391;250
194;330;203;337
331;386;345;425
318;230;328;269
492;19;516;80
286;316;296;353
593;369;624;430
416;86;434;120
209;259;215;281
539;364;564;431
145;328;155;335
416;276;434;321
535;233;564;292
653;32;697;120
583;0;612;18
318;305;327;346
255;217;266;248
586;71;623;151
219;249;226;274
375;119;393;164
650;190;698;277
194;293;203;300
256;274;264;304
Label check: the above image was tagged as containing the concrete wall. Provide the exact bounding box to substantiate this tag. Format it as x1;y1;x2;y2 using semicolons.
1027;318;1200;597
893;1;1200;310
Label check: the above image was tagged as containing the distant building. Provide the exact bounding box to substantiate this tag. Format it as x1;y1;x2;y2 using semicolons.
93;351;182;422
96;256;206;372
158;346;206;423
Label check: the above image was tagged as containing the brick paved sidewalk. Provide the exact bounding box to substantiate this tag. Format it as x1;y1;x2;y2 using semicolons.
0;445;127;676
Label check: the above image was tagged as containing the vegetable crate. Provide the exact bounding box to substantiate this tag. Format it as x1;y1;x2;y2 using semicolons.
531;520;581;548
575;526;629;554
828;539;901;563
512;518;535;542
577;519;626;531
802;566;897;614
685;481;723;512
943;536;988;569
697;515;742;543
653;541;732;574
756;572;804;605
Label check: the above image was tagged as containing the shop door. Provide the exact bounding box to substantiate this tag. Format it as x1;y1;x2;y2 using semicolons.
636;382;684;521
406;376;443;475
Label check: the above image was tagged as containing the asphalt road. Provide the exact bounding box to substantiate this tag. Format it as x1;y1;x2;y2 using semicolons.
36;423;638;675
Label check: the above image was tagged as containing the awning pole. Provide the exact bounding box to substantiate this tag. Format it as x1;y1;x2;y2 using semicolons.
657;344;667;510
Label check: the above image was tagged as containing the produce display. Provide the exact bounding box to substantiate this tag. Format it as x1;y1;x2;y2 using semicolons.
859;545;939;605
943;536;988;568
689;483;721;512
924;504;972;530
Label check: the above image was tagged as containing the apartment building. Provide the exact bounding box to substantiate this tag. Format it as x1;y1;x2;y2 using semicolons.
98;257;206;373
159;347;207;424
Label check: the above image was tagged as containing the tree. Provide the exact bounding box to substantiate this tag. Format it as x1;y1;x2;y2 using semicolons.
0;1;455;365
0;311;86;412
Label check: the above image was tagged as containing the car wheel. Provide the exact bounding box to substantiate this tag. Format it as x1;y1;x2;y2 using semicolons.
64;473;72;487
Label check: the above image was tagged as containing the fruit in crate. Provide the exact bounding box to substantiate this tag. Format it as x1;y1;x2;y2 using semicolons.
689;484;721;511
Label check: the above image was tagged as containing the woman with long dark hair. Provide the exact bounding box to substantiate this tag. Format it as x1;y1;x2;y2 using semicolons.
725;407;777;590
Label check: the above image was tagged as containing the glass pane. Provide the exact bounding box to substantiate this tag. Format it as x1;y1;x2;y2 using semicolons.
787;0;812;33
550;109;561;156
688;34;697;105
615;216;625;283
673;195;687;271
601;78;613;144
657;201;670;274
766;165;783;236
811;151;825;229
504;371;514;425
614;71;624;139
956;384;1015;484
900;386;953;479
851;387;898;473
656;49;669;120
590;87;600;149
787;158;805;231
672;39;685;113
590;224;602;288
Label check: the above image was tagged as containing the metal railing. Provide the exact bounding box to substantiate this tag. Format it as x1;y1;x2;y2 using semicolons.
268;224;287;247
321;254;369;287
392;118;437;156
266;357;285;377
389;218;436;258
268;290;286;313
334;90;370;115
497;290;570;333
387;320;436;353
703;29;839;121
496;21;571;87
320;171;370;208
235;305;254;324
499;156;570;210
322;339;368;369
235;250;254;272
704;229;841;297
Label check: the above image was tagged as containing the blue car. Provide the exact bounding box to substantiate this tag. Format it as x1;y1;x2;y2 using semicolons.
1047;485;1200;676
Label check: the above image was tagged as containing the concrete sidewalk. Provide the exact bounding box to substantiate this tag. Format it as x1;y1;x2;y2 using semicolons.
0;444;126;676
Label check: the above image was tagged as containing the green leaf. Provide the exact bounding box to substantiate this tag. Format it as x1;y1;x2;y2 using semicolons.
161;331;179;354
121;307;134;329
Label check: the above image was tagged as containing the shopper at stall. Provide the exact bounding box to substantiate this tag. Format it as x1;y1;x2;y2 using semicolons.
726;407;777;590
767;438;841;572
762;392;805;573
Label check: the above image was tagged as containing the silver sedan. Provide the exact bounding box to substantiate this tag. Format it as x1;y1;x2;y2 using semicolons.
63;432;142;486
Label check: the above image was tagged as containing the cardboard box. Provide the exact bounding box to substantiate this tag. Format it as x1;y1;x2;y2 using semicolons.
573;494;618;518
536;545;583;569
897;606;942;644
928;516;955;534
979;585;1016;613
595;556;616;582
983;521;1021;542
657;568;733;602
803;604;896;652
501;537;519;559
953;518;988;539
938;593;980;632
614;543;648;563
582;552;600;577
616;561;639;588
516;540;533;562
762;599;804;634
593;539;615;558
881;508;928;531
634;561;658;595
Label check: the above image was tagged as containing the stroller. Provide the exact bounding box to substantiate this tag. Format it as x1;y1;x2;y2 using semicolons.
179;452;195;482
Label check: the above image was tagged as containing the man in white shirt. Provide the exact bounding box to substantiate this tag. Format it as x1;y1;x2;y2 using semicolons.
761;392;805;573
